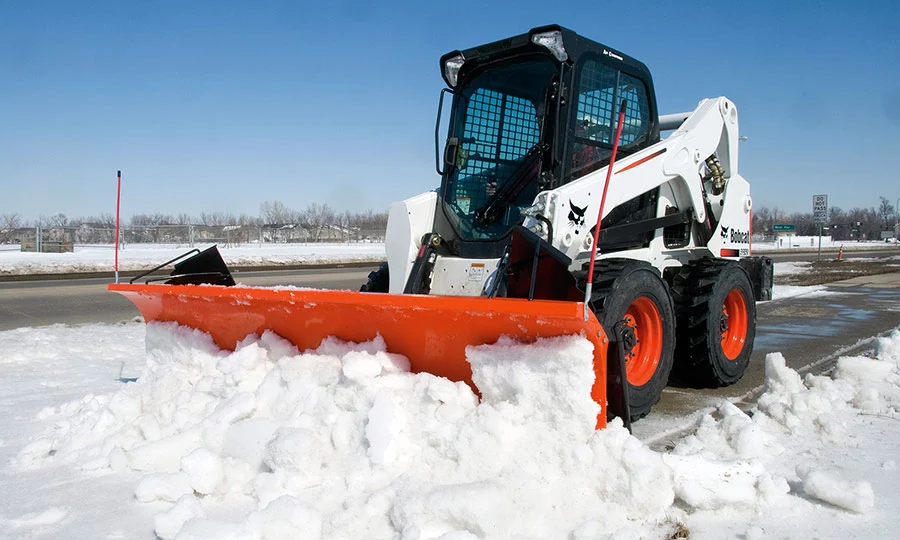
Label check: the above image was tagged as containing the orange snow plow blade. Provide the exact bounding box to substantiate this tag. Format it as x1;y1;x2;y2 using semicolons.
109;283;610;428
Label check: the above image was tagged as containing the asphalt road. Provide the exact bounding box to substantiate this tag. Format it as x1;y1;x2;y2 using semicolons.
0;268;373;331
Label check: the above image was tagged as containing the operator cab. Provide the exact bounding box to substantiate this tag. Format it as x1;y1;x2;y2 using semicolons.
433;25;660;258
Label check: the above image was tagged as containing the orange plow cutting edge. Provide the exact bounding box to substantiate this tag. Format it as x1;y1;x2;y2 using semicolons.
109;283;610;428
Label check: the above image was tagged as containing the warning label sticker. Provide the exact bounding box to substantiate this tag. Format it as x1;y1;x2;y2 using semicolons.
468;263;485;282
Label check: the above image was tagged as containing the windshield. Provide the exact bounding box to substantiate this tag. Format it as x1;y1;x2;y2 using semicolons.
442;58;558;241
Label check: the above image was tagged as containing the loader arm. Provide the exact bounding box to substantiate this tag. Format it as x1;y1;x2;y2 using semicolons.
530;96;750;267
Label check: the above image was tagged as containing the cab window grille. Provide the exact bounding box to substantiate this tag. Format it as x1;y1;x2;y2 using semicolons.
571;60;651;178
454;88;540;214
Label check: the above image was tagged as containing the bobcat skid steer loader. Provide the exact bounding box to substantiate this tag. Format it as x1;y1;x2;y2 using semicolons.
111;25;772;428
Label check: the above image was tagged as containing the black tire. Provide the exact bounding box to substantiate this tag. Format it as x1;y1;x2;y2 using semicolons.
589;260;676;421
672;260;756;387
360;262;389;293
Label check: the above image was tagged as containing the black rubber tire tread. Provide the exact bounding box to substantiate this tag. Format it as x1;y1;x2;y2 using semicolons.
672;259;756;387
588;259;676;422
359;262;389;293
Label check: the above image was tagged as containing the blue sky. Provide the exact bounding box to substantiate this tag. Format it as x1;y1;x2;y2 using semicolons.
2;0;899;222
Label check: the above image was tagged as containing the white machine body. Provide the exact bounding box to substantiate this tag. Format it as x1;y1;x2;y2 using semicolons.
387;97;752;295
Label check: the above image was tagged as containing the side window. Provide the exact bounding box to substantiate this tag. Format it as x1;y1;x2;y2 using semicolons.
461;88;540;164
453;88;540;213
571;60;651;177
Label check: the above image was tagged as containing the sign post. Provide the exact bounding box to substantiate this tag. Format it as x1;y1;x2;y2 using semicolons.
813;194;828;261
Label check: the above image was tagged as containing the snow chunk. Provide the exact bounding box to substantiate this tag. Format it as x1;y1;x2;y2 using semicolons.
468;334;599;438
181;448;224;495
155;495;204;540
798;466;875;514
257;496;322;540
365;390;406;465
134;472;194;503
834;355;895;384
666;454;766;509
222;418;280;469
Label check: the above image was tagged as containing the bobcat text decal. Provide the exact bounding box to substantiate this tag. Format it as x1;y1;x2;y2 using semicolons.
720;225;750;243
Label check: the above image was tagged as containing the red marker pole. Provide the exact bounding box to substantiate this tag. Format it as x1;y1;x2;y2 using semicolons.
115;170;122;284
584;100;628;321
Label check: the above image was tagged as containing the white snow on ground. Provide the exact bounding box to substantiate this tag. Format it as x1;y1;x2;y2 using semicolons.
3;320;900;539
0;242;386;275
773;261;812;278
771;285;831;301
754;238;899;251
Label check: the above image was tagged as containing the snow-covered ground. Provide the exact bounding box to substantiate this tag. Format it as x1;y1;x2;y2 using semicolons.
754;237;899;251
2;316;900;539
0;243;386;275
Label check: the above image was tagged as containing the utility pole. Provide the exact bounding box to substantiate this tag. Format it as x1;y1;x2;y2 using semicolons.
896;196;900;246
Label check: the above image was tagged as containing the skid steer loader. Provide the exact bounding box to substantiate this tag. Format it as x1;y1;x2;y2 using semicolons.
111;25;772;428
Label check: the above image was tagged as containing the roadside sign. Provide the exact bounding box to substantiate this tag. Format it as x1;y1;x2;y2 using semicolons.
773;224;795;232
813;194;828;223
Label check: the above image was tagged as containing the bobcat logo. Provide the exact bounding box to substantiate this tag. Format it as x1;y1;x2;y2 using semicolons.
720;225;729;239
568;201;587;227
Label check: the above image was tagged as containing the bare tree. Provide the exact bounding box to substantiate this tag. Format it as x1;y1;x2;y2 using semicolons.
47;213;68;228
300;203;337;242
199;211;236;226
0;213;23;243
259;201;299;225
174;213;194;225
878;196;894;231
1;213;22;230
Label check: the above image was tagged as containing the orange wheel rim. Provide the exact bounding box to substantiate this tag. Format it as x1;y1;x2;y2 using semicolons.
623;296;663;386
721;289;748;360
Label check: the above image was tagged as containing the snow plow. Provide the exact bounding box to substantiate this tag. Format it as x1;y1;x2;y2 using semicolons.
111;25;772;428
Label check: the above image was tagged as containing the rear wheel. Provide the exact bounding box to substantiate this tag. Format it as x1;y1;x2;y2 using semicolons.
672;260;756;386
360;262;389;293
590;260;675;421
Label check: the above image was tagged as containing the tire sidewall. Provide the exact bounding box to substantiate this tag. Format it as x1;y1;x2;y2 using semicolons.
706;265;756;383
598;267;675;414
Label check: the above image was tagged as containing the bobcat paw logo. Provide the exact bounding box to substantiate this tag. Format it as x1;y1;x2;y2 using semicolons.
720;225;729;239
568;201;587;227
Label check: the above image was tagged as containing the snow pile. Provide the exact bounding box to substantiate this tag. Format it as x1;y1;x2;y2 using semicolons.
669;332;900;522
12;324;900;538
13;325;675;539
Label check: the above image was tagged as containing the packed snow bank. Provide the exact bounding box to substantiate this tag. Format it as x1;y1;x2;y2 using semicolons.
11;325;900;539
12;326;675;539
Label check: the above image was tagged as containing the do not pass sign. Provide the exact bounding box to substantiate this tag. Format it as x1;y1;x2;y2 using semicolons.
813;194;828;223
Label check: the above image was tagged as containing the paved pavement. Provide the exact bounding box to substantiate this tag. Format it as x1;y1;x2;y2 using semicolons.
0;268;373;331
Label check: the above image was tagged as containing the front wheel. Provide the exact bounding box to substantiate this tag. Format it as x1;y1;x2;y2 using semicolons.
590;261;675;421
